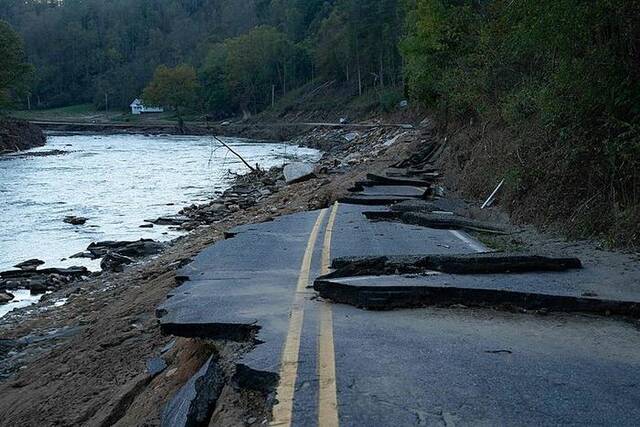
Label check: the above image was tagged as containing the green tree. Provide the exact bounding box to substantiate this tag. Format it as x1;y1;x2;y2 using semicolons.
143;64;200;128
222;25;300;115
201;43;231;117
0;20;33;109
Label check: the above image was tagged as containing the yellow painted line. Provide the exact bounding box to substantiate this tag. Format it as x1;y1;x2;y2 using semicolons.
271;208;328;427
319;202;340;427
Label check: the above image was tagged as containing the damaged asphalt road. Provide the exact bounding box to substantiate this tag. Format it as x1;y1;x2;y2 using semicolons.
156;192;640;425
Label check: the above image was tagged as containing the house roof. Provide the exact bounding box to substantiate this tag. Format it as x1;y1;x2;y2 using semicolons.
130;98;142;107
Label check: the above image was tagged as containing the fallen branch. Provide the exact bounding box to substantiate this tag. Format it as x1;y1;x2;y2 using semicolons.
212;136;257;172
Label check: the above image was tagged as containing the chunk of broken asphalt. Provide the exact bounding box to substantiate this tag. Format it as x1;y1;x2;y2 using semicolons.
325;253;582;278
161;355;225;427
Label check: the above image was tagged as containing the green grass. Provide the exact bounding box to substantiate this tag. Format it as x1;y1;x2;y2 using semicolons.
471;232;526;252
10;103;97;120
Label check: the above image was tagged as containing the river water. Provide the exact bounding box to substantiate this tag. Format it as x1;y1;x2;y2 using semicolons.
0;133;320;272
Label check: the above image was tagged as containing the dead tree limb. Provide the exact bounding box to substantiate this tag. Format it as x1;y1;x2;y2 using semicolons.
212;136;257;172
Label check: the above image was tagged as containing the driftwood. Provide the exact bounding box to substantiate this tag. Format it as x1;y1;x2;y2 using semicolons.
213;136;257;172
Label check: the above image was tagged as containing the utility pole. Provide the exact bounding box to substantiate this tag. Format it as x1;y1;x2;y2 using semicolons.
105;93;108;113
26;94;31;110
272;84;275;108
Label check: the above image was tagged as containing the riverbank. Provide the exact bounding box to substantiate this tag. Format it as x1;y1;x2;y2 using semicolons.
0;124;413;425
0;120;638;425
0;118;45;154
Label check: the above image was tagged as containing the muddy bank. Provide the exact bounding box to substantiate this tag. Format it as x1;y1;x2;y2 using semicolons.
31;120;314;141
0;118;45;154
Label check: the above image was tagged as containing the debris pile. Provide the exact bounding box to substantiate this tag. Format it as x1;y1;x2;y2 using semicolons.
171;166;287;231
0;266;89;295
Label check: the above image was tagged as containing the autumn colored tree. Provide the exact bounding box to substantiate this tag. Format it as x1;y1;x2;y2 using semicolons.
143;64;200;129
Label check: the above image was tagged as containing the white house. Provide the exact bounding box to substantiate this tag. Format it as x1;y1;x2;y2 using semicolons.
130;98;164;115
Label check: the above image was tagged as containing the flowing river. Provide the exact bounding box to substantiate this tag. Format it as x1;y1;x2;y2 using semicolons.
0;133;320;273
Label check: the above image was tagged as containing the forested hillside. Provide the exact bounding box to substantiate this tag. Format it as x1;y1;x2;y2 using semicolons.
0;0;402;112
1;0;638;244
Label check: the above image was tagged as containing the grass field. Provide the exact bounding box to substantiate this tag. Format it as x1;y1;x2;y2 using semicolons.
9;104;185;124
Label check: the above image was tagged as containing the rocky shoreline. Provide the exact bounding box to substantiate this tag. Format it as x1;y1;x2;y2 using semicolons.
0;123;417;424
0;118;46;154
0;124;407;309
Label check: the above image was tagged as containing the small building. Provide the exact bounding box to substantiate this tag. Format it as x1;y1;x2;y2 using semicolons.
130;98;164;115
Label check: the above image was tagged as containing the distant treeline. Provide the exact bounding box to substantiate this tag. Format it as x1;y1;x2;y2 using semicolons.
0;0;403;113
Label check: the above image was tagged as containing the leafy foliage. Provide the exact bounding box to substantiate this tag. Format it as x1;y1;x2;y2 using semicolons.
0;0;406;111
402;0;640;245
143;64;200;116
0;20;33;109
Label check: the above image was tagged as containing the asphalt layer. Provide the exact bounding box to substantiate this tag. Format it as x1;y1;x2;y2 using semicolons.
158;210;326;374
332;306;640;426
157;199;640;426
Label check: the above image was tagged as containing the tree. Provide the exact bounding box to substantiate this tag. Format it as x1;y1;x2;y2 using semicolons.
0;20;33;109
143;64;200;129
222;26;299;115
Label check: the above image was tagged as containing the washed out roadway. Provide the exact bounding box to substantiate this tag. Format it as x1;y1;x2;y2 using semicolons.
158;202;640;426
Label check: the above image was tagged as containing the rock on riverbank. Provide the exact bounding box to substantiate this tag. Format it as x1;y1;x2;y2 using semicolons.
0;118;46;154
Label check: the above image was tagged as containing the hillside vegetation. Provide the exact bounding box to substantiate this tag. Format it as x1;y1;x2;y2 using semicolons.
1;0;638;246
402;1;639;247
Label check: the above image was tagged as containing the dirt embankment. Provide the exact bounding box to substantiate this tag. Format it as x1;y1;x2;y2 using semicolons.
0;118;46;154
434;116;639;250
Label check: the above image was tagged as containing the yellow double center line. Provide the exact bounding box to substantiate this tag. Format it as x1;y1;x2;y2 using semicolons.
271;203;340;427
319;203;340;427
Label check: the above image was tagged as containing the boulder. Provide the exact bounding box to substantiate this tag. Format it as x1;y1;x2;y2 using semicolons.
87;239;164;259
0;291;14;304
13;259;45;271
283;162;315;184
343;132;359;142
101;252;135;272
64;216;88;225
147;215;191;226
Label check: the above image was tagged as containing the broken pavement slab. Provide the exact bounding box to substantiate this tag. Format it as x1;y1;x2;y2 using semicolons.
161;355;225;427
314;273;640;316
366;172;434;187
348;184;427;198
325;253;582;277
365;210;511;234
156;210;326;376
400;211;510;234
338;194;420;206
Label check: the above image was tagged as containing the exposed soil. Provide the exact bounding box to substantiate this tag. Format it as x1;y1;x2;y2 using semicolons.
0;118;46;154
435;115;640;249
